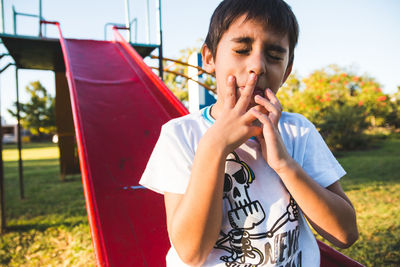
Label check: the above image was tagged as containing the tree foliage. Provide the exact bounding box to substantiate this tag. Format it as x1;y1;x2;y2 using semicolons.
8;81;56;137
278;65;395;150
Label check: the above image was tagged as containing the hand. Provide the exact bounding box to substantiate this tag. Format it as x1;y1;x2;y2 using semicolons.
250;89;293;172
205;73;262;154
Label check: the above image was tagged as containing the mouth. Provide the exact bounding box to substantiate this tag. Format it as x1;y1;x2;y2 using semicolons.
238;86;265;98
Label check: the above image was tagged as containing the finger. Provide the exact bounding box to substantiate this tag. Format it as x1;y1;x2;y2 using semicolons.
235;72;257;111
224;75;237;109
266;89;283;112
250;107;274;132
241;104;266;124
254;95;280;117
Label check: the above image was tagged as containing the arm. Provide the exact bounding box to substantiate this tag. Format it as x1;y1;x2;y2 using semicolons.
251;90;358;248
164;74;262;266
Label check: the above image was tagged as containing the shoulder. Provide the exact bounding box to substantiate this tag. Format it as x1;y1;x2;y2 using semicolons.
160;110;209;150
279;112;316;136
162;111;205;133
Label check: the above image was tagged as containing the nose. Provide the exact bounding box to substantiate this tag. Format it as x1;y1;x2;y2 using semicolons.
247;50;266;76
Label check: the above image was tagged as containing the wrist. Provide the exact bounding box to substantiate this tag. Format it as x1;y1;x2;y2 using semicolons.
273;157;299;177
200;129;231;158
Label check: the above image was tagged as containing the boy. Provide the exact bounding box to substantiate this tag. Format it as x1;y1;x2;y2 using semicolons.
140;0;358;266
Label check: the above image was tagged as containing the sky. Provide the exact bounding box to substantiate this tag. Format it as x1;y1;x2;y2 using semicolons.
0;0;399;124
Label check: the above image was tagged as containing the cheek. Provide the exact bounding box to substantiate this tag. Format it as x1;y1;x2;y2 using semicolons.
267;68;287;91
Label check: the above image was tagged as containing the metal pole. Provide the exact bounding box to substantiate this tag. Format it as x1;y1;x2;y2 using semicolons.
15;67;24;199
157;0;163;80
145;0;150;44
0;115;5;233
0;68;6;233
0;0;4;33
131;18;137;43
39;0;42;37
13;6;16;35
124;0;131;42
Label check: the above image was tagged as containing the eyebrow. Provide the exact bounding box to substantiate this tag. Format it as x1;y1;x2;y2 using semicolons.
230;37;287;54
265;44;287;54
231;36;253;44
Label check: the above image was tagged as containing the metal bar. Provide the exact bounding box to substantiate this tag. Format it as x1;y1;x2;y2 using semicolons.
156;0;160;45
13;6;40;35
15;67;24;199
157;0;163;80
151;67;216;93
39;0;42;37
122;185;146;190
150;55;215;76
13;5;16;34
0;0;4;33
104;22;125;40
124;0;131;42
145;0;150;44
0;113;5;233
0;57;6;233
130;18;137;43
15;12;39;19
0;62;15;74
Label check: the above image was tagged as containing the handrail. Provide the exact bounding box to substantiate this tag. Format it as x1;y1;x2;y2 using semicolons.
41;19;109;267
0;53;10;60
150;55;215;77
104;19;137;42
150;66;216;94
0;62;15;74
112;25;188;115
13;5;41;36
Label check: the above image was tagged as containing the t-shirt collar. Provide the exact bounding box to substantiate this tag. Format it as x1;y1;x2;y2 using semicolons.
201;105;257;142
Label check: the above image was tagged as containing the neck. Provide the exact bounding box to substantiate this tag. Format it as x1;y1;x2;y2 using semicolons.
210;101;223;120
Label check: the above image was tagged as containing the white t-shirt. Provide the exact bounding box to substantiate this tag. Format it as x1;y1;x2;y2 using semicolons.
140;106;346;267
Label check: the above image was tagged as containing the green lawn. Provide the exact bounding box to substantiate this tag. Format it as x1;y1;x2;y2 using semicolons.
333;136;400;266
0;142;94;267
0;137;399;266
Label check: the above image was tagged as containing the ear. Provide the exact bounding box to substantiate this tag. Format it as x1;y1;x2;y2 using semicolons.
281;63;293;86
201;44;215;74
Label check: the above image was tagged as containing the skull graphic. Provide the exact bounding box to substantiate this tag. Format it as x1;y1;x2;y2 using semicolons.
224;152;265;230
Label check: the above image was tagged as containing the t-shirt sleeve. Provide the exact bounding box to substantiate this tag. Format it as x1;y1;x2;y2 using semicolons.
301;124;346;188
139;123;194;194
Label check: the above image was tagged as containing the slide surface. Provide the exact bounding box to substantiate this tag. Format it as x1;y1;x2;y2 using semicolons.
59;30;187;266
58;28;363;266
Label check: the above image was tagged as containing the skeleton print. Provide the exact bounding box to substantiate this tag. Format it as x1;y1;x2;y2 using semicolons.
215;152;300;266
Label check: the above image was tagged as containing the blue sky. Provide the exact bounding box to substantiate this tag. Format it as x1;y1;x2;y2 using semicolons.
1;0;399;124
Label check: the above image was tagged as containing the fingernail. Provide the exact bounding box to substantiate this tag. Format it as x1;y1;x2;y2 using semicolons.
228;76;234;83
251;107;259;113
249;72;256;80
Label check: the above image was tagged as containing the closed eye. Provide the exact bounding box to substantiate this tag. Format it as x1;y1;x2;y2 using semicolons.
235;49;250;55
267;54;283;61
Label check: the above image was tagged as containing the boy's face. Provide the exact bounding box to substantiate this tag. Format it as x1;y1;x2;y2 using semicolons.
203;15;292;109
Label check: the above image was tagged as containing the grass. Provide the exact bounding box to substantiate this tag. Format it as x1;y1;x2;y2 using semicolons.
0;137;399;266
0;142;95;267
331;136;400;266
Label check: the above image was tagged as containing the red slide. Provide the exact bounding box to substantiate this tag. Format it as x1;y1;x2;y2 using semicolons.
54;24;363;266
57;26;187;266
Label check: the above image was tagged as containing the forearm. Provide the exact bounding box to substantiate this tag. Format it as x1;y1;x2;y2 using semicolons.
276;159;358;248
167;133;228;265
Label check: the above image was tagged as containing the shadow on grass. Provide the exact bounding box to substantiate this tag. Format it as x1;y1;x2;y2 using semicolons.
6;220;82;233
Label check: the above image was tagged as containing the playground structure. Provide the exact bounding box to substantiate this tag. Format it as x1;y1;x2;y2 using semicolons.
0;1;364;266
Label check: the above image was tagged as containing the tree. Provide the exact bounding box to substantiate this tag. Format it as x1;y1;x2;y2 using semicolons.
278;65;390;150
8;81;56;138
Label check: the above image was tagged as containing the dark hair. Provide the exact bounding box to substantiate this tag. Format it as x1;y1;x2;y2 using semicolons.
204;0;299;66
